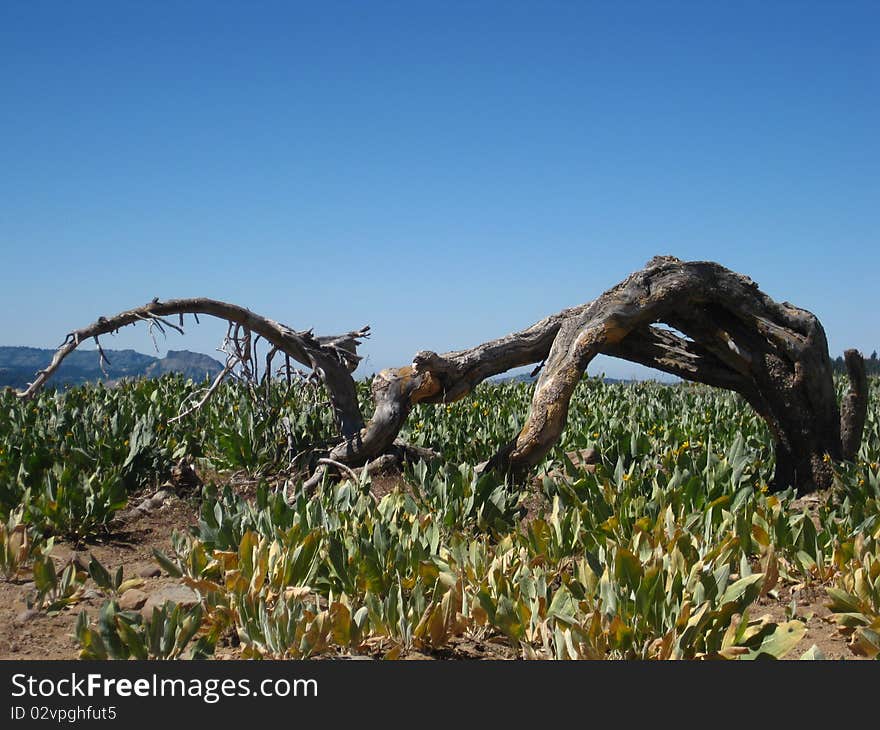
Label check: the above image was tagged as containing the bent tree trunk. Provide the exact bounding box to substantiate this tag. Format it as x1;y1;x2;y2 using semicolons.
18;257;868;495
325;257;866;494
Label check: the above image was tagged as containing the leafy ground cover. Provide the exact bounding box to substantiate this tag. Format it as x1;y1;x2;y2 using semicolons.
1;374;877;659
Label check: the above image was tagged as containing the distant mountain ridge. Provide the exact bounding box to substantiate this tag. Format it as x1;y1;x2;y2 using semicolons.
0;346;224;389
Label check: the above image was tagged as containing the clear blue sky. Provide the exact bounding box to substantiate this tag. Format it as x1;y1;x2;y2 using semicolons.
1;1;877;379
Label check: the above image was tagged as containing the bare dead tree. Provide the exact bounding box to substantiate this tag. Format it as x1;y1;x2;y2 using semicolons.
16;298;370;439
17;257;868;496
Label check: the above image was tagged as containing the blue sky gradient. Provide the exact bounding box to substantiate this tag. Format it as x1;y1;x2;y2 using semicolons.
1;1;877;378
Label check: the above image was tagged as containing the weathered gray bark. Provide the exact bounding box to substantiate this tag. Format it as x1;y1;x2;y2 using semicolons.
840;348;868;461
480;258;850;492
15;298;369;439
21;258;868;496
325;257;865;494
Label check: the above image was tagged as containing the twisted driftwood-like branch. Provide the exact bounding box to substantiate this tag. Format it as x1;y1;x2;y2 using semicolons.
15;298;370;438
22;258;868;496
325;257;866;494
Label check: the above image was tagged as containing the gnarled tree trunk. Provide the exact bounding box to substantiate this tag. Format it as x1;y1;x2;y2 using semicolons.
18;257;868;496
322;257;866;494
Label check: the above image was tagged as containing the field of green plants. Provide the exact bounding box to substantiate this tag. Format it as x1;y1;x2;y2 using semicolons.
1;373;878;659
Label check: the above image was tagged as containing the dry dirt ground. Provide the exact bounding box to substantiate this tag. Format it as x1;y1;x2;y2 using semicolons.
0;475;864;661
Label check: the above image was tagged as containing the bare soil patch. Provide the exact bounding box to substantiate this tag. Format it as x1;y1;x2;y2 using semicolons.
0;496;198;660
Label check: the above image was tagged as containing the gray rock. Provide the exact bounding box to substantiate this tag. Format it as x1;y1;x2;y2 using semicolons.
142;490;174;511
140;584;199;619
15;608;41;624
138;565;161;579
565;447;600;466
118;588;149;611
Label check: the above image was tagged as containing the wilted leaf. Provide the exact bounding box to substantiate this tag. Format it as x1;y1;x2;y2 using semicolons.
742;620;806;660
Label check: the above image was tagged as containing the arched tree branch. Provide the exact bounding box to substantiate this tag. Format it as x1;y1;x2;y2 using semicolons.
16;297;370;439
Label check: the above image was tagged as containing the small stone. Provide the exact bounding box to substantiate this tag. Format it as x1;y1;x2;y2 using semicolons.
144;490;172;510
569;447;599;465
82;588;105;601
141;584;199;619
138;565;161;579
118;588;149;611
15;609;41;624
